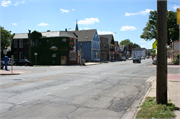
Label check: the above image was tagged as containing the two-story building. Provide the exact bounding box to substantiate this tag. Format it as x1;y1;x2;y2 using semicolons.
12;30;78;65
99;34;115;61
99;36;109;61
69;29;101;62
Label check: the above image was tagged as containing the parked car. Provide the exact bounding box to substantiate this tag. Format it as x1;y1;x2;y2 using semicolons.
1;62;4;69
1;58;14;65
15;59;34;66
146;56;149;59
128;57;134;60
133;57;141;63
120;57;126;61
152;57;157;65
141;57;145;60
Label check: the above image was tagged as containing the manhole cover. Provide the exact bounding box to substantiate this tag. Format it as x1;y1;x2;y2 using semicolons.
13;79;22;81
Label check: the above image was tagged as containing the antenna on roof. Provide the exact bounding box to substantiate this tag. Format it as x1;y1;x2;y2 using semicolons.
75;19;79;31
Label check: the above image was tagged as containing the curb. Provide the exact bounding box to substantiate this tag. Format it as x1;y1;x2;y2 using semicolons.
133;76;156;119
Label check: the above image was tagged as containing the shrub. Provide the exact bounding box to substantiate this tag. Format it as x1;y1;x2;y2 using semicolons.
172;59;179;65
177;53;179;59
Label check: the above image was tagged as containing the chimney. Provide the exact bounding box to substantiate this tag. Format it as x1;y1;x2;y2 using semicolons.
28;30;31;34
47;30;50;32
65;28;67;32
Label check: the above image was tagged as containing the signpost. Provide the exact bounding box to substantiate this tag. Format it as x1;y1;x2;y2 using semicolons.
11;55;14;74
3;49;7;56
177;9;180;25
34;53;38;65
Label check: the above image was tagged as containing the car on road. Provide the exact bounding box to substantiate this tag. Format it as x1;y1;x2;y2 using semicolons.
133;57;141;63
128;57;134;60
152;57;157;65
1;62;4;69
120;57;126;61
146;56;149;59
141;57;145;60
15;59;34;66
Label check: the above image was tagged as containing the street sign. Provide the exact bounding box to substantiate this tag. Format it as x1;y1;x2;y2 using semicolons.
34;53;38;55
3;49;7;55
177;9;180;25
153;40;157;49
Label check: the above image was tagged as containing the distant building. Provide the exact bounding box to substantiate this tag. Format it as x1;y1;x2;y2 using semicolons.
12;30;79;65
132;48;147;57
170;40;180;60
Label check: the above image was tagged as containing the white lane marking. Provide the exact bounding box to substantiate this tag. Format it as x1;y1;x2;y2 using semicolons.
18;101;27;105
64;87;69;89
44;93;51;95
78;83;82;85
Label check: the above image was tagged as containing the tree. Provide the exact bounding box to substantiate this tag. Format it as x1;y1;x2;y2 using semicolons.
140;10;179;45
119;39;133;46
0;26;13;51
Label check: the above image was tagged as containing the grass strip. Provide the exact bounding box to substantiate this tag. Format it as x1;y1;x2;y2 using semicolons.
136;97;176;119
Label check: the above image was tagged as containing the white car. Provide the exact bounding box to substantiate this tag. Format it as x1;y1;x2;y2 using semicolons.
128;57;134;60
1;58;14;65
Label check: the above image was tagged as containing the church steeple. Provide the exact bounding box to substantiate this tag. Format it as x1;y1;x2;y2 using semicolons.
75;19;79;31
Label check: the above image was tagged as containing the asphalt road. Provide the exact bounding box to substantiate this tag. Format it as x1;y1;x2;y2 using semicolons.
0;59;156;119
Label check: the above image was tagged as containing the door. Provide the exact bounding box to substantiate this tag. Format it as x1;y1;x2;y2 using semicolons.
61;56;67;65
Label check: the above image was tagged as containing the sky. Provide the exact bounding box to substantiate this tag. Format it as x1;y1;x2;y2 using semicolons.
1;0;179;49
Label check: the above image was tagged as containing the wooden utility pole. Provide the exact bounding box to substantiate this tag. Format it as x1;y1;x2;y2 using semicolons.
156;0;167;104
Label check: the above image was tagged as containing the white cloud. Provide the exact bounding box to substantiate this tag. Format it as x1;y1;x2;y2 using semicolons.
38;23;49;26
78;18;99;25
12;23;17;25
120;26;137;31
21;1;25;4
60;9;69;13
84;28;90;30
14;1;25;6
72;9;75;11
14;2;19;6
139;40;146;43
98;31;115;35
1;0;11;7
172;5;180;10
125;9;153;16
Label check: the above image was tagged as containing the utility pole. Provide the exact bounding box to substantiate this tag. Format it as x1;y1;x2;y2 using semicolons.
156;0;167;104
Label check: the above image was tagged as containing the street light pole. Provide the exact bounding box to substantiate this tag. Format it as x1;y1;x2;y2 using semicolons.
80;43;83;66
156;0;167;105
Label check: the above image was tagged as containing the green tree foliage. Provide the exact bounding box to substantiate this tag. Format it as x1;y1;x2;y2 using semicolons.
140;10;179;45
120;39;133;46
120;39;140;48
0;26;13;51
30;30;42;40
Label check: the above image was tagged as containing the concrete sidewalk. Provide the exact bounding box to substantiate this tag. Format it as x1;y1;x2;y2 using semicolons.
0;70;27;75
139;74;180;119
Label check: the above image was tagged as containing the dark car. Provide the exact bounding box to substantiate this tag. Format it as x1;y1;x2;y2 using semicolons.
15;59;34;66
120;57;126;61
152;57;157;65
1;62;4;69
133;57;141;63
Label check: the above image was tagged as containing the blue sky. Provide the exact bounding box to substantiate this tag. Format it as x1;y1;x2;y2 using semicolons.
1;0;179;49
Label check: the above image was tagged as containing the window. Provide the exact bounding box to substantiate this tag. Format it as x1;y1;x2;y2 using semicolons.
14;52;18;60
19;39;23;48
19;52;23;60
62;38;66;42
69;52;76;60
104;44;106;48
14;39;18;48
93;41;95;47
